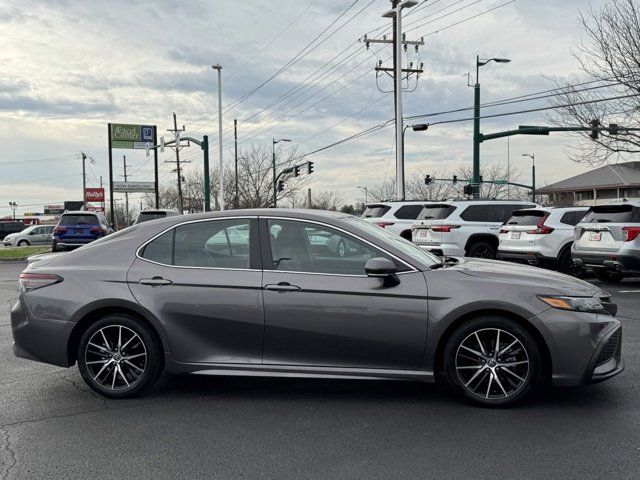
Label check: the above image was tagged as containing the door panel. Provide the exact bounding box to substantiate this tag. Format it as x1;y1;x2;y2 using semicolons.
261;218;428;370
127;218;264;364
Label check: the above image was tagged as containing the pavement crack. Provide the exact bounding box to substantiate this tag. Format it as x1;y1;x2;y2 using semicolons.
0;425;17;480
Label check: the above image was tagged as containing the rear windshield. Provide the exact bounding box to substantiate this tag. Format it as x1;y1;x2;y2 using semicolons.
362;205;391;218
505;210;546;226
137;212;167;223
581;205;639;223
418;205;456;220
59;214;99;225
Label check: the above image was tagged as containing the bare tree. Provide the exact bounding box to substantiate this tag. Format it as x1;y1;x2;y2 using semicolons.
548;0;640;166
367;179;396;202
311;190;344;211
406;169;458;200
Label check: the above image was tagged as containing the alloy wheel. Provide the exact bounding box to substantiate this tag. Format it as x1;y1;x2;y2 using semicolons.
84;325;147;391
455;328;529;400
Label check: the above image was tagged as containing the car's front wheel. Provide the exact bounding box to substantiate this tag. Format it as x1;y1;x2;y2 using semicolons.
444;317;541;407
77;315;163;399
17;240;29;247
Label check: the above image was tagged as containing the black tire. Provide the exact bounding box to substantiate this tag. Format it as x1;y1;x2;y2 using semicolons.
444;316;541;407
77;315;163;399
52;240;60;252
466;241;496;259
593;269;625;283
17;240;29;247
557;248;585;277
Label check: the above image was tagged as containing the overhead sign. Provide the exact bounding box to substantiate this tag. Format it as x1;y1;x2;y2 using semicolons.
110;123;154;149
113;181;156;193
44;205;64;215
85;187;105;202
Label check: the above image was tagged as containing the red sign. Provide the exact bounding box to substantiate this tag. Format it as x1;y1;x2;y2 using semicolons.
85;188;105;202
86;205;105;212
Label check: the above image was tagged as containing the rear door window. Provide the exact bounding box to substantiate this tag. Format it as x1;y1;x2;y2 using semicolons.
418;205;456;220
393;205;424;219
60;214;99;225
581;205;639;223
362;205;391;218
505;210;546;226
460;205;487;222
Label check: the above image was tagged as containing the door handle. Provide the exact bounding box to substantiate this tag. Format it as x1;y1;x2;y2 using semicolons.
140;277;173;287
264;282;301;292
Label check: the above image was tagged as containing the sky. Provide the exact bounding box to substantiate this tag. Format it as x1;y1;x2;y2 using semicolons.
0;0;613;217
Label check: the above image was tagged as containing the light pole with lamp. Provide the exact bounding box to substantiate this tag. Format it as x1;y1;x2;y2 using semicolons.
473;55;511;198
9;202;18;220
357;186;369;204
522;153;536;202
212;64;224;210
272;138;291;208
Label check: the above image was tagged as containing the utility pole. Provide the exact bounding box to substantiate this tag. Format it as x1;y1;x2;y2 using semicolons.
212;64;224;210
307;188;312;209
234;119;239;209
100;176;105;213
81;151;87;209
362;0;423;201
166;112;186;214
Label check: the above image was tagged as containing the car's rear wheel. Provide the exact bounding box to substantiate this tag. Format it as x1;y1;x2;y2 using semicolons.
17;240;29;247
52;240;60;252
466;242;496;259
557;248;584;277
593;269;625;283
444;317;541;407
77;315;162;399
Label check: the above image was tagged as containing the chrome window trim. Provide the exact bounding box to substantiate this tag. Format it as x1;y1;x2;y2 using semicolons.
135;214;420;275
262;216;418;273
136;216;256;271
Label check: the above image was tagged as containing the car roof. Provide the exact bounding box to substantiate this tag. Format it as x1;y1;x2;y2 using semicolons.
61;211;100;215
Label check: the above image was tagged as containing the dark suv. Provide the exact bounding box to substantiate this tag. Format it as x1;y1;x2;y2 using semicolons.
0;221;26;241
52;211;112;251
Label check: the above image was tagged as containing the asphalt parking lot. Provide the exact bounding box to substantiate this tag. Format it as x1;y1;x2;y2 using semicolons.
0;261;638;480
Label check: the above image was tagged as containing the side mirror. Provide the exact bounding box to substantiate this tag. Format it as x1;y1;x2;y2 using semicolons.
365;257;398;278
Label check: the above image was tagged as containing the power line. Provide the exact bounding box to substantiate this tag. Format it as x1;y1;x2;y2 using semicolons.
0;154;76;166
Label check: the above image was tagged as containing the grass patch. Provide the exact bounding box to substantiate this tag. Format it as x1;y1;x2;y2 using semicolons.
0;246;50;260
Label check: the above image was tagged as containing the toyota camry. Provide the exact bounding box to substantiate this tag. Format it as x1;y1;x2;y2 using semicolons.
11;209;623;406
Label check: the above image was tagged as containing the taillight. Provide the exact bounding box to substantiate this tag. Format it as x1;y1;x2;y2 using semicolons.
53;226;67;234
623;226;640;242
90;226;106;235
499;228;508;234
431;225;460;233
525;215;554;235
18;273;63;292
375;222;395;228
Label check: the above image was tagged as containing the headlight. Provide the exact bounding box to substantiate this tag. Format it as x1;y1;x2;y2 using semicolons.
538;295;607;314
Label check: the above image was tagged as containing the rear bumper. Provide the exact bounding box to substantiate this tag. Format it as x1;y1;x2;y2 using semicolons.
415;243;465;257
497;250;556;266
572;251;640;274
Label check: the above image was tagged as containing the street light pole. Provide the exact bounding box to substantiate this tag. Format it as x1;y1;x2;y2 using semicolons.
522;153;536;202
473;56;511;198
212;64;224;211
9;202;18;220
234;119;239;209
272;138;291;208
357;186;369;204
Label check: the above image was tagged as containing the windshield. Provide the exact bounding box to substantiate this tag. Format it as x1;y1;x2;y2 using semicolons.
345;216;440;267
418;204;456;220
362;205;391;218
581;205;639;223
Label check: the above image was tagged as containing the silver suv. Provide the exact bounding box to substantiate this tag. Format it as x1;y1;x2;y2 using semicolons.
572;201;640;282
361;201;436;240
412;199;537;258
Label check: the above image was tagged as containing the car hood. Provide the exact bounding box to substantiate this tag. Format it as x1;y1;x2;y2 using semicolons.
4;233;17;240
451;257;607;297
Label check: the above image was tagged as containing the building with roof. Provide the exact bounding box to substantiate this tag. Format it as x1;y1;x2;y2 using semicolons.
537;161;640;206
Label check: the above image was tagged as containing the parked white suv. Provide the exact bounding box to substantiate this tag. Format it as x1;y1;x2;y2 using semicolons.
412;200;537;258
572;201;640;282
361;201;436;240
497;207;588;275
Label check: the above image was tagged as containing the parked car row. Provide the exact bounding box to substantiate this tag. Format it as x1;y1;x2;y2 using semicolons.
362;199;640;282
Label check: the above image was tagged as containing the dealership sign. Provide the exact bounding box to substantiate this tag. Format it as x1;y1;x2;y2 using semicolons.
44;204;64;215
113;181;156;193
84;187;105;202
110;123;154;149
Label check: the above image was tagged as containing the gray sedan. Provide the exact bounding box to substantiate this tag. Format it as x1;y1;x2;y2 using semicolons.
11;209;623;406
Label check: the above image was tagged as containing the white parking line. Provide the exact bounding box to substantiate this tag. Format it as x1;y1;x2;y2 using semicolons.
617;290;640;293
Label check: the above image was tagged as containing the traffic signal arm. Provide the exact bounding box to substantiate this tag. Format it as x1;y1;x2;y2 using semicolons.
480;124;640;143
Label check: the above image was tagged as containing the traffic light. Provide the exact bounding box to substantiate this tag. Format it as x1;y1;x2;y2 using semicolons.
590;119;601;140
452;175;458;184
425;175;432;185
294;165;301;177
609;123;620;135
277;180;285;192
463;185;473;195
307;161;314;174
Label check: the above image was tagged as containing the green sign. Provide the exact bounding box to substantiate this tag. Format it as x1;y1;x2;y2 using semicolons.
494;180;507;185
110;123;154;149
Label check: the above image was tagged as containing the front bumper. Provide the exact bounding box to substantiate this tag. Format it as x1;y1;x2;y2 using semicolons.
584;325;624;384
573;251;640;275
